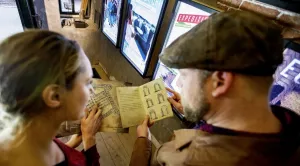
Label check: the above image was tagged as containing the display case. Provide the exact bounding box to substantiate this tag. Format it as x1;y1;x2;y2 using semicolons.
101;0;124;46
270;41;300;113
120;0;168;77
152;0;218;120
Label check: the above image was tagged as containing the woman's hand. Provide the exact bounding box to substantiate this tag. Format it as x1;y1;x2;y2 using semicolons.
137;116;154;140
166;87;184;114
81;105;102;151
65;134;82;149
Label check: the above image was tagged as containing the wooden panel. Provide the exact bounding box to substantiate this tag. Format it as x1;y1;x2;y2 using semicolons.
92;64;109;80
95;133;116;166
117;133;135;157
129;126;137;140
101;132;130;166
193;0;220;10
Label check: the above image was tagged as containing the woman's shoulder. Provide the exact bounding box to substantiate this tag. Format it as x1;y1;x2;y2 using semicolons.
53;138;87;166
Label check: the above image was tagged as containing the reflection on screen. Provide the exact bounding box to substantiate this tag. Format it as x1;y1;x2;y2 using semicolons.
154;1;214;95
102;0;123;45
121;0;166;75
0;0;23;42
60;0;73;12
74;0;81;13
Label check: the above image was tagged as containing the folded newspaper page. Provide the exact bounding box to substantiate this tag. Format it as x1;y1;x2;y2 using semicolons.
57;79;130;137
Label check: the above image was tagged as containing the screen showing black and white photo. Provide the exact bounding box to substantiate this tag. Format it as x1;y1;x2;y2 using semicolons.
120;0;167;75
102;0;123;45
59;0;81;14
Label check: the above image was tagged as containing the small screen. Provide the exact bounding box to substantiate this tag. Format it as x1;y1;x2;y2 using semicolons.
120;0;167;75
270;44;300;113
153;1;217;95
0;0;23;42
102;0;123;45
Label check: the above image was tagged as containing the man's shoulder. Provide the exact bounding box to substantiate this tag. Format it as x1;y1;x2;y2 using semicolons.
157;129;293;165
171;129;209;149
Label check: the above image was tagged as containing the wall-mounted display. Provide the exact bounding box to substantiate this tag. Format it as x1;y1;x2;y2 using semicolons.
59;0;82;14
270;41;300;114
152;0;218;119
101;0;123;46
120;0;168;76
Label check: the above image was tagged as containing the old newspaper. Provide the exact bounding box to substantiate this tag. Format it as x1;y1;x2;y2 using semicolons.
57;79;129;137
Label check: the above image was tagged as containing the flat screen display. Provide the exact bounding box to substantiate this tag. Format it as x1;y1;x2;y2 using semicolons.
153;0;217;96
0;0;23;42
120;0;167;75
270;42;300;114
102;0;123;46
59;0;81;13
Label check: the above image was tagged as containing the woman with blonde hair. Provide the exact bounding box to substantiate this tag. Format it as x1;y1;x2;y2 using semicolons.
0;30;102;166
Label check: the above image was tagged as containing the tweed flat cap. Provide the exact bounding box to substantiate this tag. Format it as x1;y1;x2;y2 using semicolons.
159;10;283;76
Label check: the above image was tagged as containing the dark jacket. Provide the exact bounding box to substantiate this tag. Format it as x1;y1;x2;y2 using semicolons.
130;106;300;166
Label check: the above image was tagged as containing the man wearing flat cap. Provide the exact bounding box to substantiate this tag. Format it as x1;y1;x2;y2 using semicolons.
129;10;300;166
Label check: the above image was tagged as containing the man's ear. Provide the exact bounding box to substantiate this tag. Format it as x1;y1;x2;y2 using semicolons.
42;85;62;109
211;71;233;97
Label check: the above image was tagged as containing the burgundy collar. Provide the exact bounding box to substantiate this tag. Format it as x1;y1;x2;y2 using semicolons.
194;105;300;139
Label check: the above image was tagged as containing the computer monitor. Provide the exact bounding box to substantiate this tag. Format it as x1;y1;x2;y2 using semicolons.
101;0;124;46
120;0;168;76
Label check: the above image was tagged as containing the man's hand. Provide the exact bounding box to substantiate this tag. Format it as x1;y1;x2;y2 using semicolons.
137;116;154;140
166;87;183;114
65;134;82;149
81;105;102;151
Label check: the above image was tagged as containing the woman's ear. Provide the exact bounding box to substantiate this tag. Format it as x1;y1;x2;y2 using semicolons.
211;71;233;97
42;85;62;109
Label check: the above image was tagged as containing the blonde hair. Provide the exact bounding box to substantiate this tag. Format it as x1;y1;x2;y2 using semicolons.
0;30;82;144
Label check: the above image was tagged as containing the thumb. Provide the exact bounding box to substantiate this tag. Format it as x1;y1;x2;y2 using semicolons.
148;120;155;127
143;115;150;126
82;109;89;121
95;107;103;118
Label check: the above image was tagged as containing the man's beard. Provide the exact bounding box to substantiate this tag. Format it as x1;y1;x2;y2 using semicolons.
182;94;210;122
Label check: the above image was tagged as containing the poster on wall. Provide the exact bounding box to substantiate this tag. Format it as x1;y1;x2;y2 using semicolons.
120;0;167;76
102;0;123;46
153;0;217;96
270;42;300;115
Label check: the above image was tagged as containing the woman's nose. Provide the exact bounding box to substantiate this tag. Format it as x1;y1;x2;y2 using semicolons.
90;86;95;94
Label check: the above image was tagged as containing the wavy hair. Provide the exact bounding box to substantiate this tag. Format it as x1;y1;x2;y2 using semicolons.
0;30;82;145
